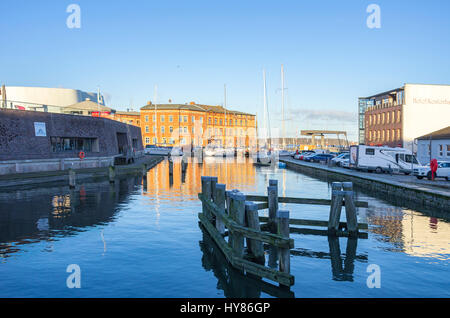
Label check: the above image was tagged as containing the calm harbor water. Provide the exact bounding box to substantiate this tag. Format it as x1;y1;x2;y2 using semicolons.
0;157;449;298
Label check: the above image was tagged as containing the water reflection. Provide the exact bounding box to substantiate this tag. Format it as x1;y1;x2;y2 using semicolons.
0;176;142;260
199;224;295;298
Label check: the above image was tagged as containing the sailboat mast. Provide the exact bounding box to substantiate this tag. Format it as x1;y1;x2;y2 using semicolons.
224;84;227;148
154;85;158;146
281;64;285;149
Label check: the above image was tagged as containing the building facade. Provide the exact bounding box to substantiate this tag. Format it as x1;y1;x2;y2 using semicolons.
139;102;257;148
416;126;450;165
359;84;450;151
0;86;105;112
0;108;143;175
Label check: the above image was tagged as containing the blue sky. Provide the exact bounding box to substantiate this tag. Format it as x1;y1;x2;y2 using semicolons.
1;0;449;140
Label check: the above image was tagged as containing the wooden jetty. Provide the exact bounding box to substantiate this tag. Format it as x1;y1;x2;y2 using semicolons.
198;177;368;287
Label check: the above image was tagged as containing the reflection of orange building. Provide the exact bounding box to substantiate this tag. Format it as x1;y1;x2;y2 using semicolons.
144;158;257;201
140;102;257;148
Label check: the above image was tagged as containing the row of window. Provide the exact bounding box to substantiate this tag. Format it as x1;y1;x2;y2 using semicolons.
367;129;401;142
50;137;99;153
143;114;250;126
367;110;401;126
143;126;248;136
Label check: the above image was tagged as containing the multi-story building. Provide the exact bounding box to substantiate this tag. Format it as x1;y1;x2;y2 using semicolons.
140;102;257;148
359;84;450;151
113;111;141;127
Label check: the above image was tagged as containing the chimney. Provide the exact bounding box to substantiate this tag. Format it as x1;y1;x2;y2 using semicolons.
147;101;152;106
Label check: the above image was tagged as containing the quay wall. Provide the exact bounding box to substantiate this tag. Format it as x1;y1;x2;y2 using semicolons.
280;158;450;212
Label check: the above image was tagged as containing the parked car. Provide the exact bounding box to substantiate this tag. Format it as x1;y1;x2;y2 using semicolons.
413;161;450;180
306;154;335;163
296;151;315;160
331;152;350;166
341;159;350;168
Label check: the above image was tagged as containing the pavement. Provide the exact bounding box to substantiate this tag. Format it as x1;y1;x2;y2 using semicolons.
280;157;450;198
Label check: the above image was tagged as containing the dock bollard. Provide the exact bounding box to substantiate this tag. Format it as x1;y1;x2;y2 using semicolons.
69;168;76;189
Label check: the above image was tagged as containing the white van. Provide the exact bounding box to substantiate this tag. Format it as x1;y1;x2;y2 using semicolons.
349;145;421;174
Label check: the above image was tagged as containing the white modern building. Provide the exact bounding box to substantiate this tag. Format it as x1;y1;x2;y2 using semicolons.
416;126;450;165
359;83;450;152
0;85;105;113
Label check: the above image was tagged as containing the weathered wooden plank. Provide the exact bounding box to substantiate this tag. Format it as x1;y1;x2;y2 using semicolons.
342;182;358;237
256;202;268;210
328;182;344;235
198;213;233;263
245;202;265;264
259;216;368;230
288;226;368;239
214;184;226;235
232;255;294;287
230;192;246;258
277;210;290;275
199;194;294;249
245;195;368;208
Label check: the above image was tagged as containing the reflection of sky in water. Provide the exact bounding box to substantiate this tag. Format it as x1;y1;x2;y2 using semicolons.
0;157;448;297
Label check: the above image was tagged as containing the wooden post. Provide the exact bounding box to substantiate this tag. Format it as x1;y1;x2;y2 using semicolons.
245;202;265;264
214;183;226;235
328;182;344;236
230;192;246;258
342;182;358;237
210;176;218;203
267;184;278;233
181;156;188;174
201;176;213;222
168;159;173;176
108;165;116;184
69;168;76;189
277;210;290;277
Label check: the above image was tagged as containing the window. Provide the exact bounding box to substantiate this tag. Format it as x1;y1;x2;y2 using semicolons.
386;130;390;141
199;117;203;123
169;115;173;122
162;138;166;144
397;110;401;123
153;126;156;133
152;115;156;122
382;113;385;124
161;126;165;134
153;137;157;144
169;126;173;133
51;137;99;153
145;115;149;122
447;145;450;157
365;148;375;155
145;137;150;144
184;127;187;133
161;115;165;122
145;126;149;133
215;118;218;125
230;119;232;125
220;119;222;125
439;145;443;157
192;116;195;123
208;117;212;124
387;112;390;123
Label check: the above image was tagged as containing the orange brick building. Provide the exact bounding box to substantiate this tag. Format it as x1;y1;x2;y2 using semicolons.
140;102;257;148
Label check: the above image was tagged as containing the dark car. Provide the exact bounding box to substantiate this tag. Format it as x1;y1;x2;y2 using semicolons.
305;154;335;163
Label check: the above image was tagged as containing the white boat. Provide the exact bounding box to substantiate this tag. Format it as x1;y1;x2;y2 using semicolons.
145;145;172;156
224;147;235;157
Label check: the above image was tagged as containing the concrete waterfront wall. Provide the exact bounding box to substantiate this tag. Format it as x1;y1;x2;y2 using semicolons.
0;109;143;162
0;157;115;175
281;159;450;212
